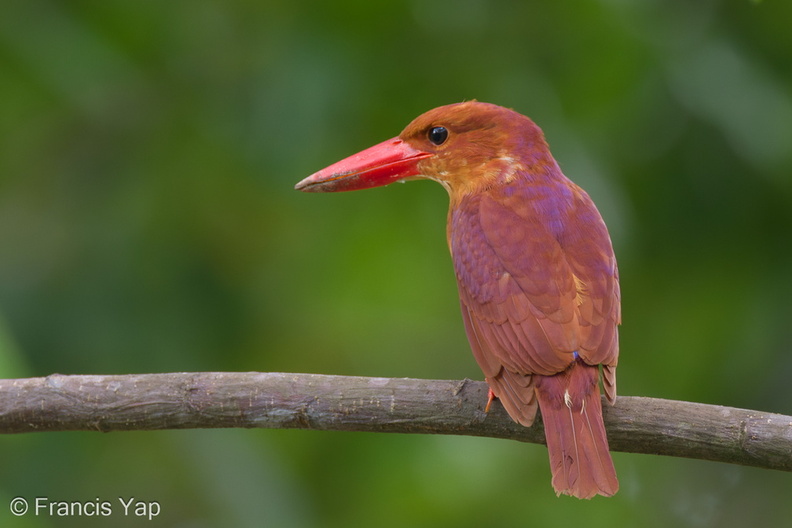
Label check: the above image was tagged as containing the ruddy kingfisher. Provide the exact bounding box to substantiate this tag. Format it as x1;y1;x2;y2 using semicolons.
295;101;620;499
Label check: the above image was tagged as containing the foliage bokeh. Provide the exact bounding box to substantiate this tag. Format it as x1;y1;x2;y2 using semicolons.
1;0;791;526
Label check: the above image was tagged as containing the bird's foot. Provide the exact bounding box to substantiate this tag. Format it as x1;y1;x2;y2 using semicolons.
484;387;498;413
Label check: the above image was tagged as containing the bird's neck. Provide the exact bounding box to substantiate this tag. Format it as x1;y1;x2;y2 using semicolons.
445;150;561;208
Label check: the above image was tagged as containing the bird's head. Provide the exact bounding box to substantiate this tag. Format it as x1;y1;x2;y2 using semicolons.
295;101;555;200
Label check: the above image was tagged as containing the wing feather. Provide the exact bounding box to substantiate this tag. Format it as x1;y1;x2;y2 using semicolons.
450;178;619;425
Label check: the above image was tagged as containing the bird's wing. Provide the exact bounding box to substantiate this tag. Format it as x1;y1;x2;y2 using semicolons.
450;181;620;423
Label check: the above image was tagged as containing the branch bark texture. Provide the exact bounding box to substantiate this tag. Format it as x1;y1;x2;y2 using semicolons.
0;372;790;472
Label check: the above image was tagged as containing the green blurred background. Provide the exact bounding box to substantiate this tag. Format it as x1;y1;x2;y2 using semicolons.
1;0;791;526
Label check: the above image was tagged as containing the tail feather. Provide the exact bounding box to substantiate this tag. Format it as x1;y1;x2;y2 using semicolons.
535;360;618;499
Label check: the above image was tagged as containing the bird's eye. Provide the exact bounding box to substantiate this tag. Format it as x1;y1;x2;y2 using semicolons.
428;126;448;146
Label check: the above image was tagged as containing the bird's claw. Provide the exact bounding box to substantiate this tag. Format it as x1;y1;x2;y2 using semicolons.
484;387;497;413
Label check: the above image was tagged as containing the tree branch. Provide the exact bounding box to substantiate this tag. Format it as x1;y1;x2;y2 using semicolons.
0;372;789;471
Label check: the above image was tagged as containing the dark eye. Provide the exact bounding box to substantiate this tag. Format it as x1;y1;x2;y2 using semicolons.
428;126;448;146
